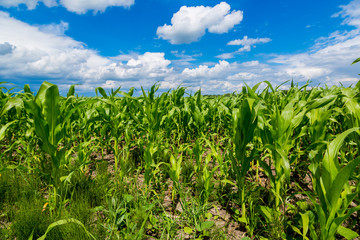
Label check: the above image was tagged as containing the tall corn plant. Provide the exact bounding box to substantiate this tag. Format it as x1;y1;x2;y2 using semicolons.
259;93;306;210
0;83;20;137
341;88;360;150
308;128;360;240
230;97;258;224
185;90;209;138
161;86;186;141
139;84;168;142
94;86;142;179
1;82;87;188
94;86;125;173
1;82;60;185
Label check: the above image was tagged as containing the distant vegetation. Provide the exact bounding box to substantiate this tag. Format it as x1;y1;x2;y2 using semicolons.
1;76;360;239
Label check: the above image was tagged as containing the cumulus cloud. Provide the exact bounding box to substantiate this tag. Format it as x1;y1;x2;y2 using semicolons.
227;72;258;81
38;21;69;35
0;11;172;91
182;60;234;78
0;0;57;10
0;0;134;14
59;0;134;14
92;52;172;81
0;42;15;55
156;2;243;44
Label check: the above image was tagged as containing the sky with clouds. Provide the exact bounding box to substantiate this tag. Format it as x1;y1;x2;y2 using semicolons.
0;0;359;95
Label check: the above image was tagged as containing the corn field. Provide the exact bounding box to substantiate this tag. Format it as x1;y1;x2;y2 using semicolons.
1;79;360;239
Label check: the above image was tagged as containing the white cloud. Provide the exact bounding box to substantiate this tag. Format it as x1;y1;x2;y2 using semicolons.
0;11;172;89
0;0;134;14
38;21;69;35
241;60;259;67
216;52;235;60
312;29;360;52
227;36;272;46
171;50;202;67
237;45;251;52
93;52;172;80
156;2;243;44
216;36;271;59
233;36;271;54
0;0;57;10
333;0;360;28
227;72;258;81
182;60;233;78
0;42;14;55
59;0;134;14
101;80;119;89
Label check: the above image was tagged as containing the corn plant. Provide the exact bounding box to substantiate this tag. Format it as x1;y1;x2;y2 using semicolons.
308;128;360;240
266;98;306;203
168;152;182;201
1;82;95;210
230;96;258;224
1;82;64;186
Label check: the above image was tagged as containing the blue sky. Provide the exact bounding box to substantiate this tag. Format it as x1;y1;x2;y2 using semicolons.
0;0;359;95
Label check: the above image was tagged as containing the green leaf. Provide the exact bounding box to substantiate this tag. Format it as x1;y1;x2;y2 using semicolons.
322;128;359;191
291;225;304;238
337;226;359;239
306;95;337;111
221;179;237;186
0;120;17;141
276;148;290;180
300;211;310;239
205;212;212;219
351;57;360;65
23;99;56;156
67;85;75;97
95;87;108;98
28;229;34;240
200;221;214;231
0;97;23;116
195;224;202;232
328;156;360;210
184;227;193;234
24;84;31;93
258;205;273;222
2;165;19;170
44;84;60;145
124;194;134;203
37;218;96;240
